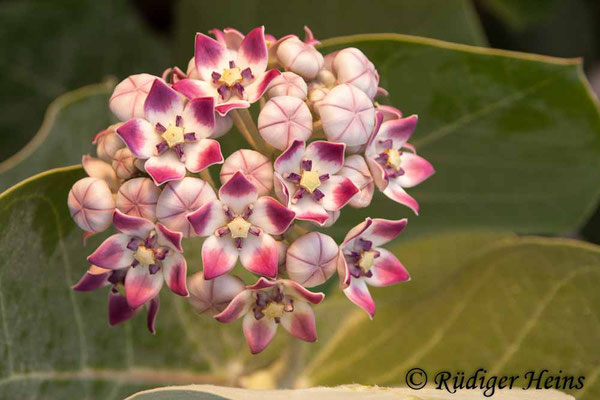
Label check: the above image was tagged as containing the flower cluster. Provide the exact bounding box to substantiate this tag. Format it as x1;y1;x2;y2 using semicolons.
68;26;434;354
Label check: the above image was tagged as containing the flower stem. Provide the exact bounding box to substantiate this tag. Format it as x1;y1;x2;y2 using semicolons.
199;168;216;189
312;119;325;139
231;108;273;156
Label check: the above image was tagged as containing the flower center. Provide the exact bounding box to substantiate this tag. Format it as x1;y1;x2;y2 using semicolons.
358;250;376;273
134;245;156;266
219;67;243;87
385;148;402;171
227;217;252;239
300;170;321;193
162;124;185;147
263;301;285;319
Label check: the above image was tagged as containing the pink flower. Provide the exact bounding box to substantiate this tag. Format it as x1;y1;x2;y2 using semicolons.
109;74;160;121
116;79;223;185
258;96;313;151
187;172;295;280
274;140;359;225
187;272;245;315
215;277;324;354
68;177;115;233
220;149;273;196
87;210;189;309
173;26;281;116
338;218;410;318
93;123;125;162
331;48;379;99
116;177;161;222
266;72;308;100
339;154;374;208
365;113;435;214
73;265;160;334
276;36;324;80
286;232;339;287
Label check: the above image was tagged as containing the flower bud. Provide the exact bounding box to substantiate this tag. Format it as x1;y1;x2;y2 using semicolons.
258;96;312;151
220;149;273;196
340;155;374;208
319;84;375;146
286;232;339;287
82;155;119;192
332;48;379;99
109;73;159;121
307;83;330;115
68;177;115;233
93;124;124;162
188;272;245;315
116;177;161;221
112;148;138;180
276;37;324;80
186;57;200;79
266;72;308;100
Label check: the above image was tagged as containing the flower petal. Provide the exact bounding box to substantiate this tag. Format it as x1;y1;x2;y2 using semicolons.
214;289;253;322
236;26;268;74
290;196;329;225
244;69;281;103
220;149;273;196
184;138;224;173
383;181;420;214
319;175;359;211
396;152;435;188
87;234;134;270
248;196;295;235
218;171;258;214
182;97;215;139
242;312;278;354
281;279;325;304
155;223;183;252
342;217;407;248
280;301;317;342
343;278;375;319
173;78;218;100
113;209;155;238
144;152;187;186
146;296;160;334
194;33;230;82
144;79;184;125
340;155;374;208
72;268;111;291
162;252;188;296
378;115;418;148
240;234;278;278
187;200;228;237
202;235;239;280
125;265;164;308
273;173;293;205
367;248;410;287
304;141;345;175
286;232;338;287
215;101;250;116
81;155;119;191
189;272;246;315
108;288;141;326
274;140;304;175
377;104;403;122
116;118;159;159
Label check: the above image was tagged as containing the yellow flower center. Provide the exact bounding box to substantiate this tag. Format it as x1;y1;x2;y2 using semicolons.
358;250;376;273
219;67;243;87
385;148;402;171
227;217;252;239
162;125;185;147
300;170;321;194
263;301;285;319
134;245;156;266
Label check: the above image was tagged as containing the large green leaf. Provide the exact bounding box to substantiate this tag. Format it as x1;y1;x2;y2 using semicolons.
1;166;599;399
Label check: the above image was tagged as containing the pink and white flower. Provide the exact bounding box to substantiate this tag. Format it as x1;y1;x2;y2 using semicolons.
365;114;435;214
109;74;161;121
276;36;324;80
112;148;138;180
188;272;245;315
219;149;273;196
116;79;223;185
331;48;379;99
68;177;115;233
173;26;280;116
340;154;374;208
286;232;339;287
87;210;189;309
273;140;359;225
187;172;295;280
156;177;217;237
338;218;410;318
116;177;161;222
93;123;125;162
215;278;324;354
266;72;308;100
258;96;313;151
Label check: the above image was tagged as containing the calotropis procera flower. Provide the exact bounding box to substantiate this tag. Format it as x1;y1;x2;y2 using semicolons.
87;210;189;308
338;218;410;318
219;149;273;196
73;265;160;334
173;26;280;116
116;177;161;222
266;72;308;100
286;232;339;288
109;73;160;121
187;172;295;280
156;177;217;237
276;36;324;80
318;84;376;147
258;96;313;151
188;272;245;315
273;140;359;225
365;113;435;214
68;177;115;233
214;278;324;354
116;79;223;185
331;48;380;99
93;123;124;162
340;154;374;208
112;148;138;180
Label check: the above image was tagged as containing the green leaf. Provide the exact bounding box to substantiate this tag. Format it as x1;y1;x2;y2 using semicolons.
315;34;600;240
173;0;487;65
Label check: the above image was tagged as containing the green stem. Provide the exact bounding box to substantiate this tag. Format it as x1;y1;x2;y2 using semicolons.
231;108;273;156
